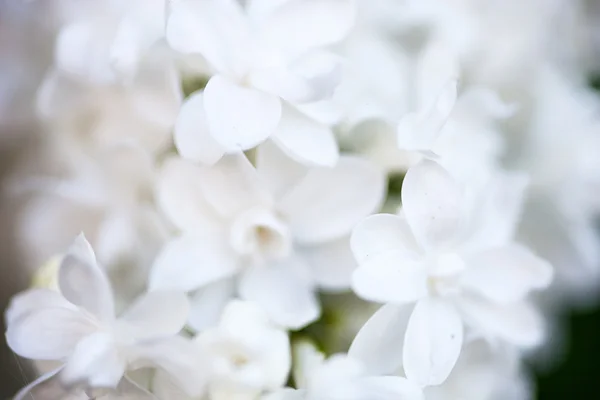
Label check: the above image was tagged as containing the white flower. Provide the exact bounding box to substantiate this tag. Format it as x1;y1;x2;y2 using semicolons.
167;0;356;166
54;0;168;85
149;145;385;330
5;234;204;397
153;300;290;400
264;340;423;400
349;160;552;386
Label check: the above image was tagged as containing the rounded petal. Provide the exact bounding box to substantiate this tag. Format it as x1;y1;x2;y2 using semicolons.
279;156;385;244
401;160;464;250
239;260;319;330
260;0;355;57
461;244;553;304
59;234;115;321
349;376;424;400
349;303;413;375
204;75;281;151
5;288;74;327
174;92;225;165
61;332;125;389
155;157;222;232
6;306;98;361
255;140;309;200
119;291;190;340
351;250;427;304
149;234;239;293
457;296;545;348
350;214;420;265
301;238;356;291
403;299;463;387
272;105;339;167
188;279;236;332
197;154;273;217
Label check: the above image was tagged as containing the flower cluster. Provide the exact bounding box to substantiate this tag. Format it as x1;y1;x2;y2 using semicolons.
3;0;600;399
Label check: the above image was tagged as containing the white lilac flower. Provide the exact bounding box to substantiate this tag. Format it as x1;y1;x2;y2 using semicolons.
153;300;291;400
348;160;552;386
263;340;423;400
167;0;356;166
5;234;205;398
149;144;385;330
53;0;168;85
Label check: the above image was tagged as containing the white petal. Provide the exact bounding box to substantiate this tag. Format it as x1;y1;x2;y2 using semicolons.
59;233;115;321
401;160;464;250
262;389;304;400
250;51;342;104
457;296;545;348
149;234;239;293
166;0;249;73
349;303;413;375
350;214;420;265
188;279;236;332
349;376;424;400
255;140;309;200
260;0;355;57
197;153;273;217
204;75;282;151
5;288;74;327
461;244;553;304
6;305;97;360
403;298;463;386
300;237;356;291
61;332;126;389
279;156;385;244
155;157;222;232
239;259;319;329
397;80;458;154
174;92;225;165
116;376;161;399
152;369;197;400
272;105;339;167
351;250;427;304
119;291;190;340
136;336;208;398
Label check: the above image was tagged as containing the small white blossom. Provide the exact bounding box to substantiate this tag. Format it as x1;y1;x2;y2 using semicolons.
149;145;385;330
153;300;290;400
167;0;355;166
5;234;204;398
349;160;552;386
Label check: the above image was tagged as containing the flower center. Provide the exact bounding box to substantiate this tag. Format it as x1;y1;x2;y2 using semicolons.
426;252;466;297
230;208;292;263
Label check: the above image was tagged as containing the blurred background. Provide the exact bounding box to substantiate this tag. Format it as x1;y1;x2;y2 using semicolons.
1;1;600;399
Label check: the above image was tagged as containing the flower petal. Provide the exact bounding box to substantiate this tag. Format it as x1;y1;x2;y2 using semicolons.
204;75;282;151
13;368;72;400
457;296;545;348
349;376;424;400
155;157;222;232
349;303;413;375
401;160;465;250
272;105;339;167
260;0;355;57
279;156;385;244
197;154;273;217
5;288;74;327
461;244;553;304
300;237;356;291
59;233;115;322
149;234;239;293
174;92;225;165
61;332;126;389
350;214;420;265
188;279;236;332
239;259;319;330
6;306;97;360
119;291;190;340
255;140;309;200
403;298;463;387
351;250;427;304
